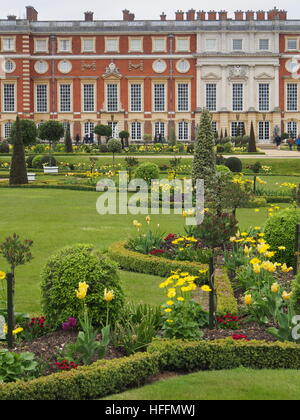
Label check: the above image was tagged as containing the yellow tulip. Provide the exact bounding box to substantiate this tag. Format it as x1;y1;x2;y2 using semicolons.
0;271;6;281
244;295;252;305
282;291;293;301
103;288;115;302
271;283;280;293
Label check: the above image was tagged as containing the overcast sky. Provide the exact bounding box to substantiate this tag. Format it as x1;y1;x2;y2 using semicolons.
1;0;300;21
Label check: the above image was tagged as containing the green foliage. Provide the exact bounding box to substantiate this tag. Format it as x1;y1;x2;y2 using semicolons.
0;233;33;274
192;110;216;193
119;130;130;140
196;211;238;248
225;157;243;173
267;305;298;343
10;119;37;147
38;121;64;146
63;305;110;365
9;117;28;186
148;338;300;371
0;142;10;153
112;304;161;355
41;244;124;328
248;122;257;153
127;229;165;255
265;207;300;266
32;155;57;169
292;274;300;314
64;126;73;153
108;241;209;278
94;125;112;143
214;269;238;316
135;162;160;185
0;352;160;400
107;138;122;161
0;350;38;383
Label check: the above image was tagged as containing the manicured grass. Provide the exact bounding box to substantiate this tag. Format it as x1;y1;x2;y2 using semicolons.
0;188;284;314
102;368;300;400
242;159;300;176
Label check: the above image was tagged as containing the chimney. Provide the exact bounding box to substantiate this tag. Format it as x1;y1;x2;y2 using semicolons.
197;11;206;21
128;13;135;21
84;11;94;22
279;10;287;20
26;6;38;22
245;10;255;21
7;15;17;21
219;11;228;20
175;10;184;21
268;7;280;20
235;11;244;21
256;11;265;20
207;11;217;21
186;9;196;21
123;9;130;21
160;12;167;21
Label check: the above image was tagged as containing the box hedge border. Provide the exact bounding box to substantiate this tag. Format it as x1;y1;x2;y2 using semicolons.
148;338;300;371
1;338;300;400
108;241;237;315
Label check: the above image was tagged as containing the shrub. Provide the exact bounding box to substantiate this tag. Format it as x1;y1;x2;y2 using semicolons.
148;339;300;372
265;207;300;266
225;157;242;173
41;244;124;328
26;155;35;169
292;274;300;314
135;162;160;185
0;142;10;154
108;241;208;278
32;155;57;169
0;350;38;383
214;269;238;315
99;144;108;153
216;165;232;175
107;138;122;160
0;352;160;400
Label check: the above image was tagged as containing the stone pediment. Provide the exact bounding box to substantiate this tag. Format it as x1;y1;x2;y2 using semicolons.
201;72;221;81
254;72;274;80
102;62;122;79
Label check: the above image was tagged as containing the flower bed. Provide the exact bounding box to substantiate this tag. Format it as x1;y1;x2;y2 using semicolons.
1;338;300;400
108;241;237;316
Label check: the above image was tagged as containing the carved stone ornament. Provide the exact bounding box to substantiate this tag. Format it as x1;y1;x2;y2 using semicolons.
103;62;122;78
228;65;248;80
81;61;96;71
129;61;144;71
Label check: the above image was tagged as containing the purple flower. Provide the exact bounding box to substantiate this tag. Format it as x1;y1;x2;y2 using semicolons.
62;317;77;331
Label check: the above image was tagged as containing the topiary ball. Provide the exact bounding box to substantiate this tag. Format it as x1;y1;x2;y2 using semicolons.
41;244;124;328
0;142;10;154
225;157;242;173
265;208;300;266
135;162;160;185
32;155;57;169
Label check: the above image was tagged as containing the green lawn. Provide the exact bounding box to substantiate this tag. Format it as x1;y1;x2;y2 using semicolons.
0;188;285;314
102;368;300;400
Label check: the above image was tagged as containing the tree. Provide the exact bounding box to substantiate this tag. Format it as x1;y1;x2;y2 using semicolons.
248;121;257;153
64;125;73;153
94;125;112;145
192;109;216;196
107;138;122;162
38;120;64;154
168;127;177;147
119;130;130;148
9;117;28;185
9;119;37;147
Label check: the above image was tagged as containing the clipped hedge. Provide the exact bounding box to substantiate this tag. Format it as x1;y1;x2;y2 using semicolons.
214;268;238;315
0;352;160;401
148;338;300;372
108;241;209;279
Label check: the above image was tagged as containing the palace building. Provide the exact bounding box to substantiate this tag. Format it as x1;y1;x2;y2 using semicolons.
0;6;299;144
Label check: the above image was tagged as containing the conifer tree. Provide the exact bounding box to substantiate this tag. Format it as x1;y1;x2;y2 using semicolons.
248;121;257;153
192;109;216;193
9;117;28;185
64;125;73;153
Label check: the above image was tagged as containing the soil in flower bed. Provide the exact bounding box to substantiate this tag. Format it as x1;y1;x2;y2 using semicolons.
7;330;125;375
203;322;277;342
